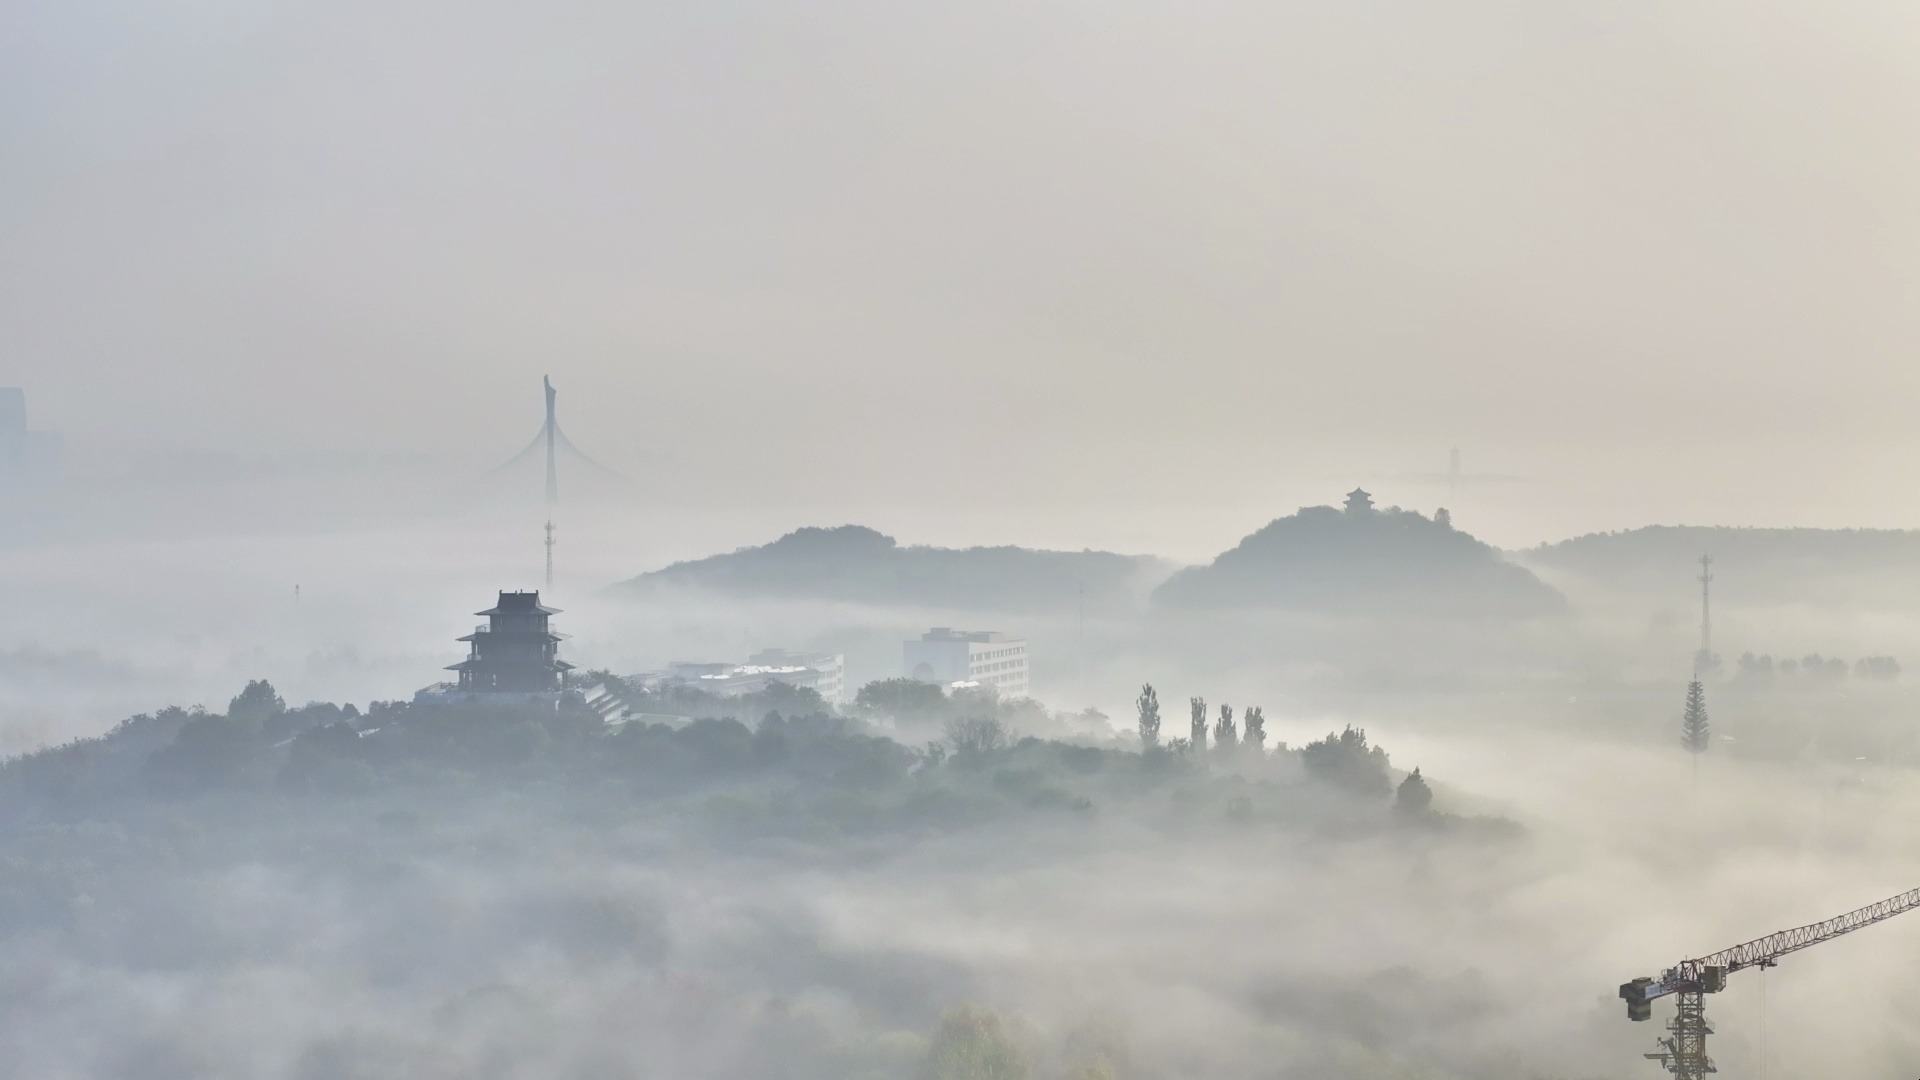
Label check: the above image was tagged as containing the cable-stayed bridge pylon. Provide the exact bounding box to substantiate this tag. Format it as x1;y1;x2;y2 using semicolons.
488;376;618;587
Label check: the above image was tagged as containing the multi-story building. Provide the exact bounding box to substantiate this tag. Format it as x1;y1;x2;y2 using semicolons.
904;628;1029;697
447;591;573;693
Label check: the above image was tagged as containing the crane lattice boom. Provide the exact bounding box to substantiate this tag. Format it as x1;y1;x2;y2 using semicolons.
1639;885;1920;1002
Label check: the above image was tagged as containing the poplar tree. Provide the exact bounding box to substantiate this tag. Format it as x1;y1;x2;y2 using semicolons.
1213;704;1238;752
1243;706;1266;753
1189;697;1207;753
1135;684;1161;751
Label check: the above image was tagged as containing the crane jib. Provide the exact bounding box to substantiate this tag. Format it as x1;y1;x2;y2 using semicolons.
1619;885;1920;1020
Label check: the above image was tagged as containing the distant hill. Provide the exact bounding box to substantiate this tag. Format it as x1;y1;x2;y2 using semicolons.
616;525;1171;613
1154;492;1563;617
1529;525;1920;598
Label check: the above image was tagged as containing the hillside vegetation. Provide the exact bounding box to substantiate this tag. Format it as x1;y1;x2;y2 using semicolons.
1530;525;1920;600
617;525;1169;614
1155;501;1563;617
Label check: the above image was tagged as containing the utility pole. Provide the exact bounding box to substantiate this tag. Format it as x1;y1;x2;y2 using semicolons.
1695;554;1713;674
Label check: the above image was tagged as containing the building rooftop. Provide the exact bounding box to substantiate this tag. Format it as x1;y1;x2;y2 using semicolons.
921;628;1014;643
476;590;560;616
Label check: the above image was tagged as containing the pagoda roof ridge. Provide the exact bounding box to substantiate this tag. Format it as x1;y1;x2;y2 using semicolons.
475;602;561;616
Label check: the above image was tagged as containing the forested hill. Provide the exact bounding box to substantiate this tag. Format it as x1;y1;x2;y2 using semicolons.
1154;502;1563;617
616;525;1170;613
1529;526;1920;594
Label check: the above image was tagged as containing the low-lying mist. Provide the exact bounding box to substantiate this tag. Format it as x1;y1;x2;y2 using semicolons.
7;495;1920;1078
7;665;1920;1079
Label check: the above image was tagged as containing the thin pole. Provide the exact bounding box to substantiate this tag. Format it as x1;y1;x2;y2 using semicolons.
1698;554;1713;660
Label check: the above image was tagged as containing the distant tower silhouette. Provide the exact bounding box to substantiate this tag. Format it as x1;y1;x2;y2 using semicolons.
489;376;617;590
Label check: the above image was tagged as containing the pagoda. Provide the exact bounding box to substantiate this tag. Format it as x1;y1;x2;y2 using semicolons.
1343;487;1375;514
448;591;573;692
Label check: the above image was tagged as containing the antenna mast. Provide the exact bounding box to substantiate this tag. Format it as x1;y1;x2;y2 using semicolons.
1697;554;1713;665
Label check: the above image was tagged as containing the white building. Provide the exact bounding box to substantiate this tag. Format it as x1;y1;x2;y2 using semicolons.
641;649;848;705
904;628;1029;697
745;648;847;705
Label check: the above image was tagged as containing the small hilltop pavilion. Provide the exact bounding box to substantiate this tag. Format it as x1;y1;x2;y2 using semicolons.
431;590;572;701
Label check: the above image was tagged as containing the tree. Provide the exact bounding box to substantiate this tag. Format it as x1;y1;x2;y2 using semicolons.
944;716;1011;757
920;1004;1029;1080
1300;726;1392;798
1189;696;1207;753
855;678;948;723
1681;678;1710;760
1212;704;1237;753
1395;767;1433;815
1135;684;1161;751
1243;706;1266;753
1857;656;1902;681
227;679;286;724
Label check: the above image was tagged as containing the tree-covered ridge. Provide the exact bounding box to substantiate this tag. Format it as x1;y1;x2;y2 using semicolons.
1153;502;1563;616
1529;524;1920;591
0;678;1500;846
0;679;1517;1079
616;525;1170;613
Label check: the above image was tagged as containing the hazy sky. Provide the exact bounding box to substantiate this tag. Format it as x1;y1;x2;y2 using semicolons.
7;1;1920;547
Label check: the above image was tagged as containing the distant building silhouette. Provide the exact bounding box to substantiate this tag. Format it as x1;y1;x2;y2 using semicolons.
1344;487;1375;514
905;628;1029;696
0;388;62;484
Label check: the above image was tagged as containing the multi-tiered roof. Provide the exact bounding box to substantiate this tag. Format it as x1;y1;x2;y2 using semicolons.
447;590;573;692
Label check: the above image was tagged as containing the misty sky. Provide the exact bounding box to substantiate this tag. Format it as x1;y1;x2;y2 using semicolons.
7;1;1920;547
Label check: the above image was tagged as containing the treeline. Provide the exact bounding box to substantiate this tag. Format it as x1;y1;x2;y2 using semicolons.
1726;651;1901;683
1;678;1462;839
1132;683;1433;815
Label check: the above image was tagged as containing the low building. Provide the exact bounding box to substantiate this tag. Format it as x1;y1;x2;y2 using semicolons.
904;628;1028;697
637;648;848;705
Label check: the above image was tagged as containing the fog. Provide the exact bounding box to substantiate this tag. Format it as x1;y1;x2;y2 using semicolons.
13;1;1920;540
11;2;1920;1078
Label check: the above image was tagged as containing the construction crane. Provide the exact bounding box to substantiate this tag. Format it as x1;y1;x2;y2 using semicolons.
1620;886;1920;1077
